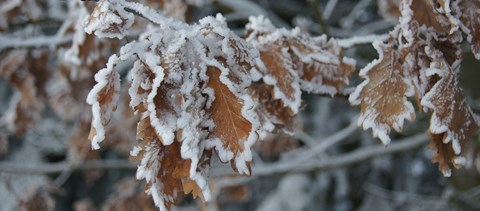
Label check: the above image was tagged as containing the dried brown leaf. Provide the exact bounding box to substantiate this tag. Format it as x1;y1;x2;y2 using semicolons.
207;66;253;174
458;0;480;59
349;34;415;144
259;43;300;111
410;0;450;33
421;48;479;175
248;83;297;134
428;132;460;176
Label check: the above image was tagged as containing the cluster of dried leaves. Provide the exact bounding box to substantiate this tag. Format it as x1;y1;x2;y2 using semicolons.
83;0;354;209
1;0;479;210
352;0;480;176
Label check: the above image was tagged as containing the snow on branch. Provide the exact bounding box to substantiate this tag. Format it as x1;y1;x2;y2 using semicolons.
336;34;389;48
0;34;73;51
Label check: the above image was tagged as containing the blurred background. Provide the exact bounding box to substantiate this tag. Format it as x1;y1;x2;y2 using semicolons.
0;0;479;210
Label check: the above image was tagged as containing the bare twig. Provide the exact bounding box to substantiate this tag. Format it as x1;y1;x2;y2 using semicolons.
364;183;450;208
211;133;429;177
340;0;372;29
293;118;358;163
323;0;339;21
0;160;136;175
0;134;429;177
308;0;330;35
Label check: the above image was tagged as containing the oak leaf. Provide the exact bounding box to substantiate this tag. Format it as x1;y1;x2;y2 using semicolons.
421;47;479;175
349;33;416;145
207;66;254;174
86;55;121;149
248;83;297;135
133;117;207;210
258;43;301;113
246;16;355;114
409;0;451;33
428;132;461;177
84;0;135;39
458;0;480;59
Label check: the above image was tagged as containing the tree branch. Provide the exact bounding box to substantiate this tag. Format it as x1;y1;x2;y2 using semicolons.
336;34;388;48
211;133;429;177
0;160;136;175
251;133;428;177
0;35;73;51
0;133;429;177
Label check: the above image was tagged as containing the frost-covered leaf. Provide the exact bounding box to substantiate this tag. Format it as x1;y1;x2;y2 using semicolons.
246;16;355;113
457;0;480;59
84;0;135;39
378;0;401;21
256;42;301;113
86;55;121;149
293;36;356;96
248;83;296;135
421;47;479;175
428;132;462;177
349;30;416;145
102;86;139;155
206;66;255;174
133;117;208;210
408;0;451;33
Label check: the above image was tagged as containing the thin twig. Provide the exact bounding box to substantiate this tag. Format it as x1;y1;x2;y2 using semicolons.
323;0;339;21
336;34;389;48
308;0;330;35
0;134;429;177
216;0;289;28
211;133;429;177
0;35;73;51
0;160;136;175
340;0;372;29
293;118;358;163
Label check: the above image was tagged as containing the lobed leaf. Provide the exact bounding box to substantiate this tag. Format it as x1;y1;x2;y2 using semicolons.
421;47;479;175
86;55;121;149
349;33;416;145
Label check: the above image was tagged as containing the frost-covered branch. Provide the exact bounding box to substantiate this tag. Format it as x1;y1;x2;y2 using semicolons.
339;0;372;29
0;160;136;175
0;133;428;176
293;119;358;163
215;133;428;177
0;35;73;51
322;0;338;21
216;0;289;27
336;34;388;48
120;0;184;27
250;133;428;177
